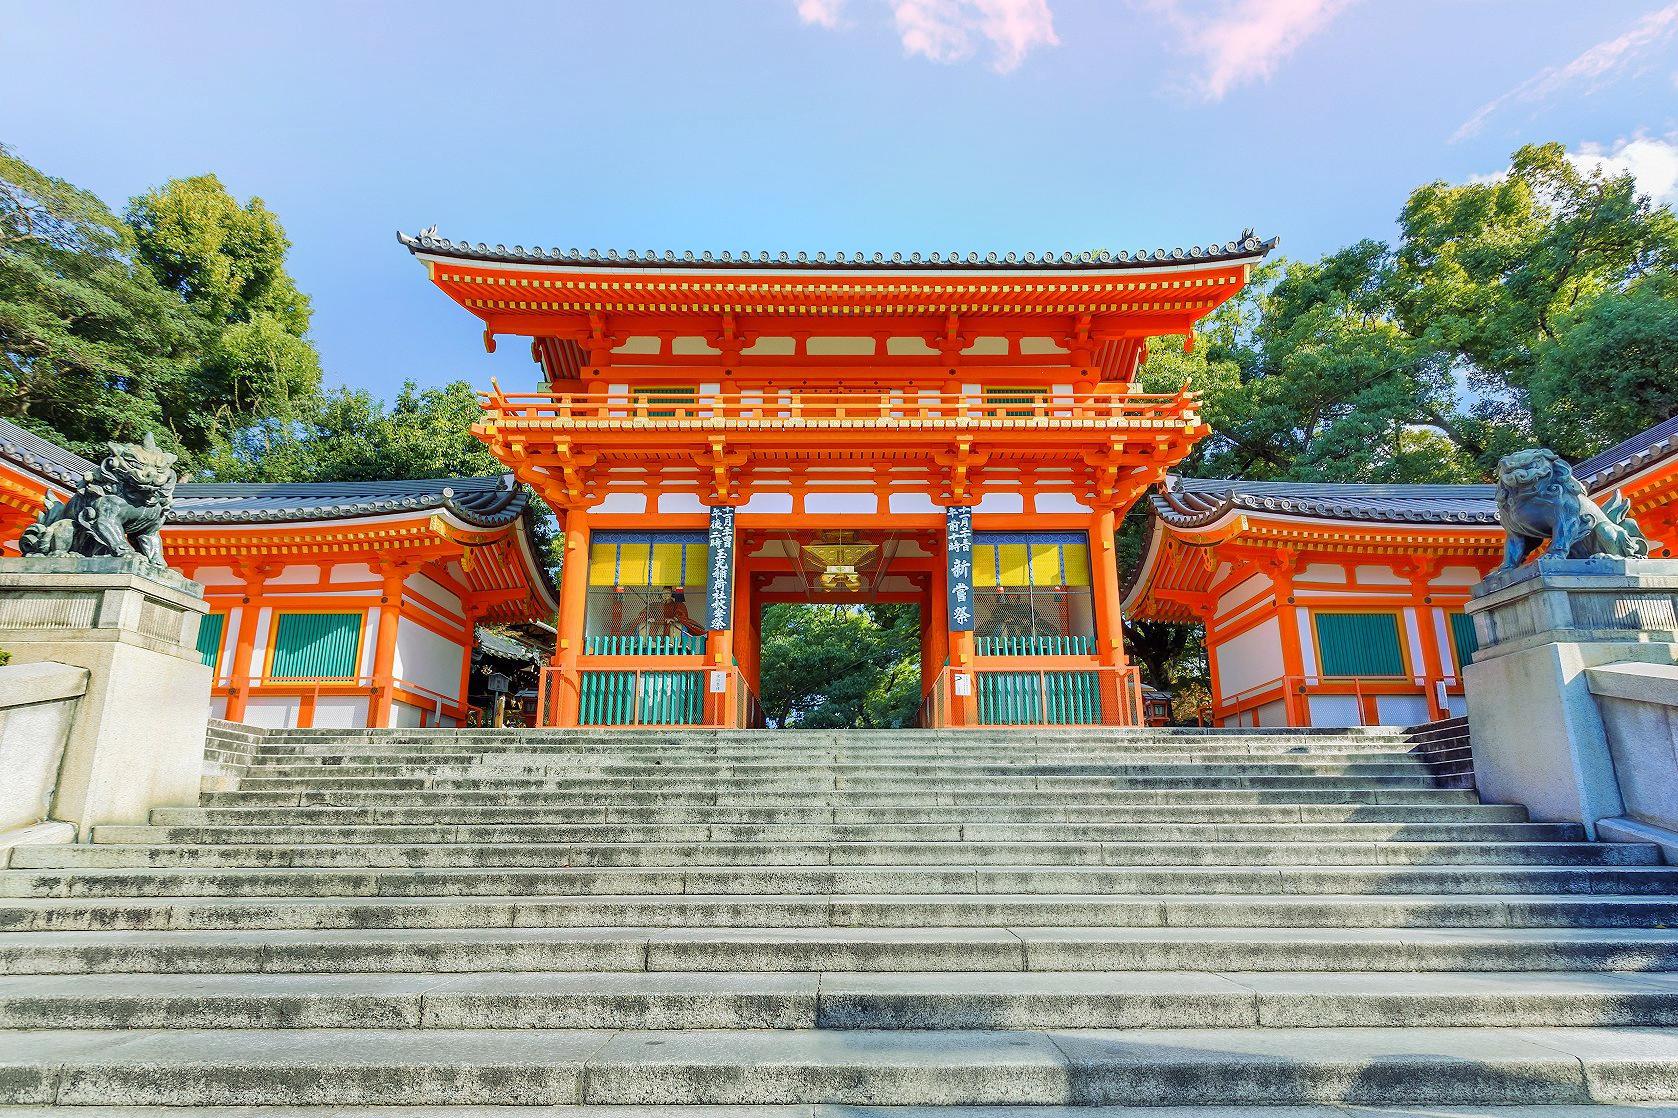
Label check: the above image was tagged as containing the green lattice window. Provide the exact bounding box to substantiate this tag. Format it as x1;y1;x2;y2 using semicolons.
634;385;697;419
195;613;226;670
1449;612;1480;670
1314;612;1406;678
270;612;362;679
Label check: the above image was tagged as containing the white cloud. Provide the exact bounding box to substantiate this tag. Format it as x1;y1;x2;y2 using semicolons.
1453;2;1678;142
797;0;846;29
1148;0;1354;101
1469;136;1678;208
795;0;1059;73
1567;136;1678;206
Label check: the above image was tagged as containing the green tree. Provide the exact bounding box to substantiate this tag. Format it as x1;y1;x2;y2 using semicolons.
127;175;322;453
757;603;921;728
0;143;198;456
198;380;499;484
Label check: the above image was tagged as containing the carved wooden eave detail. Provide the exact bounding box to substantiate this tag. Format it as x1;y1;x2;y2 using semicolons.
932;437;990;505
692;437;748;504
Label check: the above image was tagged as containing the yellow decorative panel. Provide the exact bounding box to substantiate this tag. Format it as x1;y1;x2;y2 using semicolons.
1029;544;1061;587
617;543;651;587
588;544;619;586
997;543;1030;587
1062;543;1091;587
649;543;684;586
972;545;998;587
683;544;709;587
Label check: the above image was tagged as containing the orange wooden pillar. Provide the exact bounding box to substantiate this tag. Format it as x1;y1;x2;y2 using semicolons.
1405;561;1450;723
552;505;592;726
369;563;406;728
222;564;271;724
1087;505;1131;724
1268;555;1311;727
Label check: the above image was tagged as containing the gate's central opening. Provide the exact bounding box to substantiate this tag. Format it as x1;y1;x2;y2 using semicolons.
745;528;931;729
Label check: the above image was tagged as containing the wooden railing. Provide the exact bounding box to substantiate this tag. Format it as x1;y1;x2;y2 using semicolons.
534;665;765;729
480;386;1200;429
919;664;1144;728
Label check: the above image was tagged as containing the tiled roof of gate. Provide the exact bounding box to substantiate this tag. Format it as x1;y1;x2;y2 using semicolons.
398;229;1280;271
169;475;531;528
1151;476;1500;530
0;418;96;487
1574;415;1678;491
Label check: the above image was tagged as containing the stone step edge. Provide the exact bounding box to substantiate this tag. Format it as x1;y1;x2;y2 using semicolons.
0;1026;1668;1107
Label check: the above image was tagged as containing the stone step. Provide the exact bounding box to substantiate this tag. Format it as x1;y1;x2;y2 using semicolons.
5;969;1678;1030
5;892;1675;933
149;802;1534;826
203;787;1485;808
243;756;1444;773
92;821;1587;846
247;748;1443;766
689;1104;1494;1118
4;925;1678;975
14;840;1653;870
9;864;1677;900
229;775;1454;792
0;1026;1669;1106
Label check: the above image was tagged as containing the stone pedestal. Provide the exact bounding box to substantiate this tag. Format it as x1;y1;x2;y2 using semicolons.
0;557;212;837
1464;557;1678;837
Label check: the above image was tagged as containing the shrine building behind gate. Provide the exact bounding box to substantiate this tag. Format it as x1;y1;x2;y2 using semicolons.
400;230;1279;727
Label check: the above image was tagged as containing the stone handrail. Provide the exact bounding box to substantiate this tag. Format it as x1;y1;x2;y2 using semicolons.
0;660;89;850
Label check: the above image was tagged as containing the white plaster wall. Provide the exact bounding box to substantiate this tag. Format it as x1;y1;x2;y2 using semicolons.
1214;617;1283;700
391;701;424;728
193;566;240;586
1433;566;1484;586
313;696;367;729
243;696;300;729
1356;564;1407;586
209;696;228;720
739;492;794;514
1403;608;1425;678
596;492;648;514
1253;699;1288;728
1217;574;1272;619
393;619;465;702
805;492;879;514
1308;695;1362;728
268;565;321;586
407;572;463;618
1296;610;1318;678
658;492;708;514
331;563;376;583
248;609;273;680
1376;695;1432;726
1434;609;1459;678
1031;493;1088;513
1445;693;1468;717
358;610;379;679
972;492;1023;514
1297;564;1347;584
888;492;941;514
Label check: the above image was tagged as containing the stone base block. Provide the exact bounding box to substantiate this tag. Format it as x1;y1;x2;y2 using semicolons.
0;557;211;836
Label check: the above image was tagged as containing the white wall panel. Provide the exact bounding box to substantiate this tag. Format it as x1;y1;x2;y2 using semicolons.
393;619;465;702
1214;617;1282;700
1376;695;1432;726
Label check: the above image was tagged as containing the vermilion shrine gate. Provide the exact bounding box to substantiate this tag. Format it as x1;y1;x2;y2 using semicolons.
401;231;1278;727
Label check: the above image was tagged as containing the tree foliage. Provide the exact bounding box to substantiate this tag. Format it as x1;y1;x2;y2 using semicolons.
757;604;921;728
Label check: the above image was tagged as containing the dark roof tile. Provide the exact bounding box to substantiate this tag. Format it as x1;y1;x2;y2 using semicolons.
399;229;1279;271
1152;476;1500;529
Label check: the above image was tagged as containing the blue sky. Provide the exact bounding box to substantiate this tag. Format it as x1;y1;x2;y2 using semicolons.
3;0;1676;399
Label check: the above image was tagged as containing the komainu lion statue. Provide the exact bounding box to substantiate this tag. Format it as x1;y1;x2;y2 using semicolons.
1495;447;1655;570
20;433;178;567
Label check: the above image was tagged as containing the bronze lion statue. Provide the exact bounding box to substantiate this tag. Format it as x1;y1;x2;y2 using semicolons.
20;433;177;567
1495;447;1654;569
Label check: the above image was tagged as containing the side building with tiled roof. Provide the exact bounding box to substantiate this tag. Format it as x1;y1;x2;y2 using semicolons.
1123;418;1678;730
0;418;557;729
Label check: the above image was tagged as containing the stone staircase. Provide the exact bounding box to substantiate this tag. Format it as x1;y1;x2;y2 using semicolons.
4;723;1678;1113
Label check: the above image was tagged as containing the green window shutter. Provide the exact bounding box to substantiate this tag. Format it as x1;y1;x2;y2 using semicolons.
195;613;226;669
1449;612;1479;670
271;612;362;679
634;385;696;419
1315;612;1405;678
